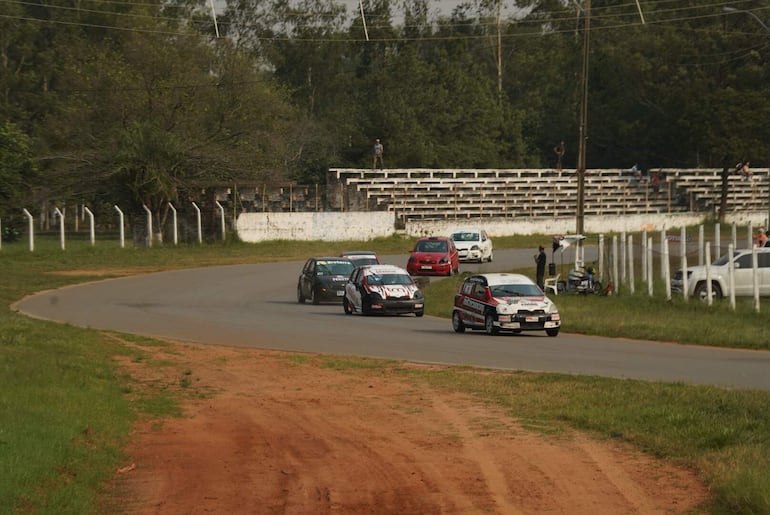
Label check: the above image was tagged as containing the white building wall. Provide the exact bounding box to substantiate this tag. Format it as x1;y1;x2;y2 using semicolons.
236;212;395;242
237;211;769;241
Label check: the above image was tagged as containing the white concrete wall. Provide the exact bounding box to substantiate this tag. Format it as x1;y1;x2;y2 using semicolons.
237;211;769;241
405;212;769;238
236;212;395;242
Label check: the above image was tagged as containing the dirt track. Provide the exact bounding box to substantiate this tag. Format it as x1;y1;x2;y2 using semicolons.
104;338;708;514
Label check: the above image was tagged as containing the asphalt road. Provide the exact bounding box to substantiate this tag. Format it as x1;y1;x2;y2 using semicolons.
13;248;770;391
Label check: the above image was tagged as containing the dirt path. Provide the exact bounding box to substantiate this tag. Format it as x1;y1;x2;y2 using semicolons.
103;338;708;514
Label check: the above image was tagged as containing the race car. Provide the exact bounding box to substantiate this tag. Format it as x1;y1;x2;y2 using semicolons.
451;273;560;336
343;264;424;316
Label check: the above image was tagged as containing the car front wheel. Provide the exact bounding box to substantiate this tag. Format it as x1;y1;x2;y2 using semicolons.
546;328;559;337
452;311;465;333
343;297;353;315
297;283;305;303
694;281;722;301
311;286;320;305
484;313;499;335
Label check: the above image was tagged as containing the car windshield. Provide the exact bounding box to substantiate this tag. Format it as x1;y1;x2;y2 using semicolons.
713;252;742;266
451;232;479;242
316;260;355;276
489;283;542;297
415;240;447;252
349;257;378;266
368;273;413;286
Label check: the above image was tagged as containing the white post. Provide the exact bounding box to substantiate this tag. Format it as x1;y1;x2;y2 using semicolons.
598;234;604;282
752;246;760;313
54;207;65;250
192;202;202;244
647;237;653;297
620;231;626;287
23;208;34;251
698;225;704;265
612;235;619;295
143;204;152;248
715;223;721;261
627;234;635;294
215;200;226;241
728;243;736;311
641;229;647;284
680;227;687;300
84;206;95;246
114;205;125;248
660;229;667;280
731;222;737;249
168;202;178;245
661;239;671;301
705;241;713;306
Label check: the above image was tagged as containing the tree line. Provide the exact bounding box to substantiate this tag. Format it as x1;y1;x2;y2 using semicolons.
1;0;768;229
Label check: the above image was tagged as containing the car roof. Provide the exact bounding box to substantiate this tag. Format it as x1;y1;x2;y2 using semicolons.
341;251;378;256
450;228;484;233
417;236;451;241
312;256;353;262
359;264;410;275
470;273;535;286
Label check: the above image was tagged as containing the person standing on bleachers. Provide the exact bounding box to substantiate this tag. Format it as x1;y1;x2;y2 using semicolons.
553;141;565;171
372;139;384;170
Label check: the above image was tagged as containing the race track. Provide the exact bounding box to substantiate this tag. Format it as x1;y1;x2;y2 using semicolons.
13;249;770;390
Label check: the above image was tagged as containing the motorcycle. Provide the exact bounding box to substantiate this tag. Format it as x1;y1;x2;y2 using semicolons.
558;266;602;295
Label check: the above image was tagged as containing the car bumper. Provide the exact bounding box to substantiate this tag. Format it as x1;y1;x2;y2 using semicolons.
367;298;424;315
458;250;482;262
316;286;346;302
496;313;560;331
408;264;452;275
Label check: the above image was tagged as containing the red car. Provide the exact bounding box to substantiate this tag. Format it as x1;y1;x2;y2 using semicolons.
407;236;460;276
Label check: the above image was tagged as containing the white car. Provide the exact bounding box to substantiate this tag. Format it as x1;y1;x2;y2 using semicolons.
452;273;560;336
449;228;493;263
343;264;424;316
671;247;770;300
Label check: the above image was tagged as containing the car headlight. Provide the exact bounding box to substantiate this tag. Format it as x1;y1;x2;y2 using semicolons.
413;290;424;300
471;245;480;251
547;302;559;314
439;257;448;263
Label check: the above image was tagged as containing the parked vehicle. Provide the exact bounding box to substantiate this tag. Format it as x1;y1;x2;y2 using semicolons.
340;251;382;267
449;228;493;263
406;236;460;276
559;266;602;295
297;257;356;304
343;264;424;316
452;273;560;336
671;248;770;300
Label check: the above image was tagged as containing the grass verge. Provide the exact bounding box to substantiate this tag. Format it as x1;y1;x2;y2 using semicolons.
1;235;769;513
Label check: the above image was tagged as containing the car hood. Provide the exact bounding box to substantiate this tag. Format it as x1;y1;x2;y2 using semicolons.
453;241;481;251
495;296;553;311
412;252;450;259
367;284;420;298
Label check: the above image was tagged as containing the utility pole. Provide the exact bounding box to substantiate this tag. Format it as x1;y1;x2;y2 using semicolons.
576;0;590;235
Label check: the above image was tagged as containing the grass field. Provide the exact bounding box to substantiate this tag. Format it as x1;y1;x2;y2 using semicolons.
1;233;769;514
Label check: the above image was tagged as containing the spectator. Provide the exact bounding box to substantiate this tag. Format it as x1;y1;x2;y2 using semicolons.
756;228;768;248
534;245;546;290
372;138;384;170
553;141;565;172
736;160;751;180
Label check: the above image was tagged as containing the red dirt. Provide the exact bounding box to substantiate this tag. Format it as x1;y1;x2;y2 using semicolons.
104;338;708;514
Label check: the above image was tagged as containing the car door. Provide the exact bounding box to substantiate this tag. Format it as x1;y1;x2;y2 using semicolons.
757;251;770;296
346;268;363;311
732;253;754;295
480;230;492;259
300;259;315;299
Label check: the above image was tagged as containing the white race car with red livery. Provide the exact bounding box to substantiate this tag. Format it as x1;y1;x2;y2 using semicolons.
452;273;560;336
344;265;425;316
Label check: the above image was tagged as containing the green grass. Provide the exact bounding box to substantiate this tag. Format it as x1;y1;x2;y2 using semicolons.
2;233;770;513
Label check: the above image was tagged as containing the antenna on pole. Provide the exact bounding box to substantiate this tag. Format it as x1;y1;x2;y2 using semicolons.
209;0;220;38
359;0;370;41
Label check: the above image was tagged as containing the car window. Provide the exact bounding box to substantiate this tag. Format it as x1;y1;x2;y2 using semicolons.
451;232;478;242
382;274;412;285
472;283;486;297
735;254;752;269
759;253;770;268
416;240;447;252
490;283;541;297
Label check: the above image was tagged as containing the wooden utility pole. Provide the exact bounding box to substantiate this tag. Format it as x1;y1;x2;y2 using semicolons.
576;0;591;235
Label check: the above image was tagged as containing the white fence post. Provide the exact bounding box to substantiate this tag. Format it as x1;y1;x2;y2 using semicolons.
83;207;95;246
168;202;178;245
54;207;65;250
23;208;34;252
192;202;202;244
143;205;152;247
215;200;226;241
114;205;125;248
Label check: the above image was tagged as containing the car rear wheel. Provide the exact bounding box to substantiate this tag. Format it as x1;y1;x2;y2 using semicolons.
484;313;499;335
343;297;353;315
452;311;465;332
488;252;493;263
297;283;305;303
546;328;559;337
415;310;424;317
